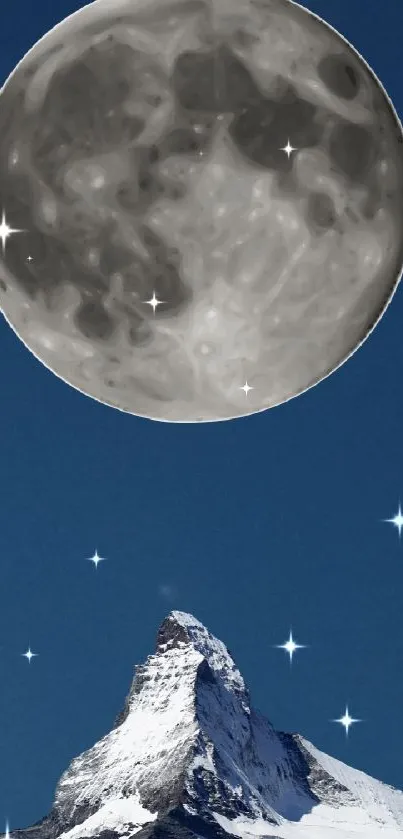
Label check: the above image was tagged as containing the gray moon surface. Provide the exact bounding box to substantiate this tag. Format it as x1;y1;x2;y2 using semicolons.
0;0;403;422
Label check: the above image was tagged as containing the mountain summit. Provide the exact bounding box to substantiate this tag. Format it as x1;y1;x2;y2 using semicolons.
11;611;403;839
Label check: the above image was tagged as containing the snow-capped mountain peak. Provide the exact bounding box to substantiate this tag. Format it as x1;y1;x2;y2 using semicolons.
9;613;403;839
156;611;247;695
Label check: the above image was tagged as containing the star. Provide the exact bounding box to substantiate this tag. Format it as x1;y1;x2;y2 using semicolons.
22;646;37;663
144;291;165;314
86;549;107;569
0;209;26;254
279;139;298;158
276;630;306;663
240;380;254;396
26;255;33;262
384;503;403;538
333;705;361;737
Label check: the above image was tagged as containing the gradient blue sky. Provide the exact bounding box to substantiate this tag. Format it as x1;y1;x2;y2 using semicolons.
1;0;403;830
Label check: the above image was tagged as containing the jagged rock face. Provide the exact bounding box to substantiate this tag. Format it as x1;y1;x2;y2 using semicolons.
9;611;403;839
54;616;203;823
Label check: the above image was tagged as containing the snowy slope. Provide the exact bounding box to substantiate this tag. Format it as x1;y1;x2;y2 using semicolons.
9;611;403;839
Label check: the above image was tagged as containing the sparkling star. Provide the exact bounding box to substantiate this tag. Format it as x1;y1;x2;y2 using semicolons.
0;209;25;254
86;549;107;569
26;255;33;262
279;139;298;158
384;503;403;538
240;380;254;396
22;646;37;663
144;291;165;314
333;705;361;737
276;630;306;663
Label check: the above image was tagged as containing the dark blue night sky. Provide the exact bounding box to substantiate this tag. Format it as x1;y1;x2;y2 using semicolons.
0;0;402;830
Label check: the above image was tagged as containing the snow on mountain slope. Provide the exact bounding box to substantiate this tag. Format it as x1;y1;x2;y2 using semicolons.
297;735;403;825
58;799;157;839
55;615;204;819
9;611;403;839
214;735;403;838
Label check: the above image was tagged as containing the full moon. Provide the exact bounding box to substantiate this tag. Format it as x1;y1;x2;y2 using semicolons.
0;0;402;422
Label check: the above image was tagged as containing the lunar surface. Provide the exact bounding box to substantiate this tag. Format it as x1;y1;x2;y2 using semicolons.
0;0;402;422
